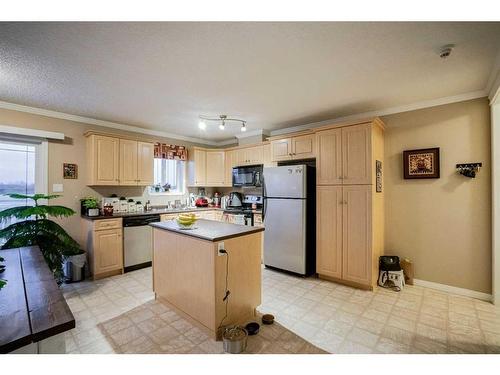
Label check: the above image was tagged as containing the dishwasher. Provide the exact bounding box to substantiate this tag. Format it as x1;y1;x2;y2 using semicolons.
123;214;160;272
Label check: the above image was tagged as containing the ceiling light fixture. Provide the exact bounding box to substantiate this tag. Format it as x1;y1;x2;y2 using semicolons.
198;114;247;132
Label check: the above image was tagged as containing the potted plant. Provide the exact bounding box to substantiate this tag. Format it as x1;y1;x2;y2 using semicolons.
162;183;171;192
0;193;82;283
82;196;100;217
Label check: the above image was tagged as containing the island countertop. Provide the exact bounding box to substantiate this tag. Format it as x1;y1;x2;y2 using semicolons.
150;219;264;242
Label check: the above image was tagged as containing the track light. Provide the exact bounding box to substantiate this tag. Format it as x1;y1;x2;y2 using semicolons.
198;114;246;132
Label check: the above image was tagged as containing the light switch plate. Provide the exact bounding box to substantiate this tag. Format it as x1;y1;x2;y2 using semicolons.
52;184;63;193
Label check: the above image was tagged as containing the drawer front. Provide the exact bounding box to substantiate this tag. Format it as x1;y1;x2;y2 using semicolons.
94;218;122;231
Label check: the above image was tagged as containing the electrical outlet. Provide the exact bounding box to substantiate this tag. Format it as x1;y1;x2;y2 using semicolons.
217;242;225;256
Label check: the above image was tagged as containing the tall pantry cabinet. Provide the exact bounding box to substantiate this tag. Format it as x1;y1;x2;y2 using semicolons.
316;119;384;289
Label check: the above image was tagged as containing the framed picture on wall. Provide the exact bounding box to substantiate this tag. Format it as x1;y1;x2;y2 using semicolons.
403;148;440;179
63;163;78;179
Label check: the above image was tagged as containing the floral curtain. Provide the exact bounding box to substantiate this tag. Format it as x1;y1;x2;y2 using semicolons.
153;143;188;160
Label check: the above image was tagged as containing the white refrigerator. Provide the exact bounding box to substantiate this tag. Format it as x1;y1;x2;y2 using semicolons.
263;164;315;275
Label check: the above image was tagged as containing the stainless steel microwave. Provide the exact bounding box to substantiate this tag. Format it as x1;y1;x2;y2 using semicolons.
232;165;263;187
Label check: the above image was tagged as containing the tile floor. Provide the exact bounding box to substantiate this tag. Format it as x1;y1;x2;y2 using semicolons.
62;266;500;354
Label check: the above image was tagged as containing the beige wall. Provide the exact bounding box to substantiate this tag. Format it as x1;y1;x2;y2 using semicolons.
0;108;209;245
382;98;491;294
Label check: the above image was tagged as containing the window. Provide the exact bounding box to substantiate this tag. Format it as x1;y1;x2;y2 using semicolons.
150;158;185;194
0;140;42;232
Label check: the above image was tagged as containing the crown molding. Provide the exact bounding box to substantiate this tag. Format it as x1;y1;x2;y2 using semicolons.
0;89;489;147
0;100;226;146
234;128;270;139
270;90;488;136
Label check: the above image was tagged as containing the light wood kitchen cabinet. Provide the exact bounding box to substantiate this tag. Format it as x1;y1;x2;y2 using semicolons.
233;145;263;166
270;133;315;162
137;142;155;185
81;217;123;280
86;135;120;185
315;118;384;290
262;142;274;167
342;185;372;285
224;150;234;186
206;151;226;186
316;128;342;185
291;134;315;159
86;133;154;186
316;186;343;279
190;148;207;186
342;123;372;185
189;148;229;187
119;139;139;185
270;138;292;161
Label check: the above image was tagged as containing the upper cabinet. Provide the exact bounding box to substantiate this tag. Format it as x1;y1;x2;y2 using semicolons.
270;138;292;161
316;128;342;185
206;150;226;186
86;134;154;186
316;123;375;185
342;124;371;185
188;148;227;187
87;135;120;185
233;145;264;167
119;139;138;185
270;133;316;162
137;142;155;185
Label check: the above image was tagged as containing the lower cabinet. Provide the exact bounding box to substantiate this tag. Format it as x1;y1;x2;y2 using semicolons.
94;229;123;276
316;185;375;288
82;218;123;280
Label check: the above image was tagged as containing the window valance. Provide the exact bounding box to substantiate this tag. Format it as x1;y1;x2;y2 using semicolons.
153;143;188;160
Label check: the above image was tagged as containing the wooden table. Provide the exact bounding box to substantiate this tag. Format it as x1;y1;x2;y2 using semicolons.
0;246;75;354
151;220;264;339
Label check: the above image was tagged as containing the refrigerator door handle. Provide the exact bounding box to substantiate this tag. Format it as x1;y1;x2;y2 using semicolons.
262;175;267;221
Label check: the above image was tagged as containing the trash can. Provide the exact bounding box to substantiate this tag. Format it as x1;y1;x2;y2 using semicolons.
64;252;87;283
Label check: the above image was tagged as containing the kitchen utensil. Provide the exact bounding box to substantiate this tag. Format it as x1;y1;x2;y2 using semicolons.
222;326;248;354
262;314;274;325
245;322;260;335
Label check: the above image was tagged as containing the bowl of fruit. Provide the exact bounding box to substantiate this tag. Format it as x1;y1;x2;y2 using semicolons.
176;213;197;229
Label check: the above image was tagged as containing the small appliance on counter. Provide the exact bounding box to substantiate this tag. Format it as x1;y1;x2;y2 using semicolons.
221;195;229;210
195;197;209;207
212;191;222;208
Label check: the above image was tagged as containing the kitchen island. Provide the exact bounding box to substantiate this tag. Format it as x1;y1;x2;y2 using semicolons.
150;219;264;339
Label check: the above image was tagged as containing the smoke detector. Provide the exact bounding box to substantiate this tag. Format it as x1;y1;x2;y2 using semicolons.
439;44;455;59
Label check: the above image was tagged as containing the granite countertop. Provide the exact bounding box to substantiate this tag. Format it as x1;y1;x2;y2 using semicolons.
150;219;264;242
81;207;223;220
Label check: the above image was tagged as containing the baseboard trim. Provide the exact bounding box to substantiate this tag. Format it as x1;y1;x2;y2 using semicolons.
413;279;492;302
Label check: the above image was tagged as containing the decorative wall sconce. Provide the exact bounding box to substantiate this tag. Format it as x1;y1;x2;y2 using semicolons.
456;163;482;178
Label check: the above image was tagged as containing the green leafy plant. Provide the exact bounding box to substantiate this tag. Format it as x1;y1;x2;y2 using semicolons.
0;256;6;290
0;193;81;283
81;196;99;210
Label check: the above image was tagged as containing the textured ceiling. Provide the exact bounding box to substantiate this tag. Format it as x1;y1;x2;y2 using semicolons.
0;22;499;141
